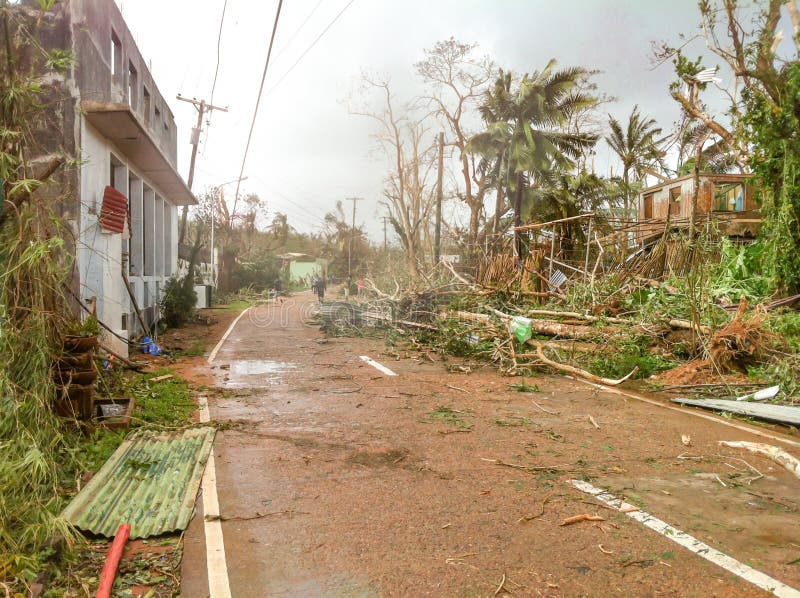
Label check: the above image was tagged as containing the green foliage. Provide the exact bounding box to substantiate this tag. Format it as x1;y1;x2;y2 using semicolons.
65;315;100;337
428;406;472;429
585;336;677;379
766;311;800;353
711;239;773;301
160;276;196;328
468;62;598;223
509;382;540;392
230;250;280;292
0;215;80;584
130;370;196;427
743;62;800;293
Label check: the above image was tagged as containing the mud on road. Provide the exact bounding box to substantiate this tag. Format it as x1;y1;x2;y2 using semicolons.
179;293;800;597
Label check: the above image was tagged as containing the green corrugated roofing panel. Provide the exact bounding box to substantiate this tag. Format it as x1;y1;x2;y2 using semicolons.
62;426;215;538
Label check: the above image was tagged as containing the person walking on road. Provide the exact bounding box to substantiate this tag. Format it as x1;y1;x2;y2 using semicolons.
272;276;283;303
315;276;326;302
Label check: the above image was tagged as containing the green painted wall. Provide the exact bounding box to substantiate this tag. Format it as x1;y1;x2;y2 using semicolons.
288;259;326;282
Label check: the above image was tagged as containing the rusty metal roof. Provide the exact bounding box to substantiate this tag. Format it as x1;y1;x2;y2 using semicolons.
62;427;215;538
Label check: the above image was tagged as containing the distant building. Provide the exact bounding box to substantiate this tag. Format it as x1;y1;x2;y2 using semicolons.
278;253;328;283
637;173;760;244
21;0;196;355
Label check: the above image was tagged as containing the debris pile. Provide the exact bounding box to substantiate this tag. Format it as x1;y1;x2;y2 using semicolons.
344;224;799;414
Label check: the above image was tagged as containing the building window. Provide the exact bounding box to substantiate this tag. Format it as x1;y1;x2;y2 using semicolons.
643;193;654;220
143;86;151;125
668;186;681;216
111;30;122;80
714;182;745;212
128;62;138;109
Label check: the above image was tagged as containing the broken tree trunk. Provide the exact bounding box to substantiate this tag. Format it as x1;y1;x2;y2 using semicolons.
532;342;638;386
719;441;800;480
518;339;600;355
488;307;616;340
668;319;712;335
526;309;631;326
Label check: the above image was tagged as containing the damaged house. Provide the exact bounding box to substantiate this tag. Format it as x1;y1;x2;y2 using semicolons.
636;173;760;244
23;0;196;356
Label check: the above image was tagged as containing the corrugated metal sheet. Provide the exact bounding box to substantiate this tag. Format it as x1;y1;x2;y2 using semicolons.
672;398;800;426
62;427;215;538
99;185;128;233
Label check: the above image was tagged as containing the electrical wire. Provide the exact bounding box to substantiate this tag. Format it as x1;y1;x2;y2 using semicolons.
208;0;228;109
203;0;229;148
264;0;357;97
232;0;284;219
272;0;325;63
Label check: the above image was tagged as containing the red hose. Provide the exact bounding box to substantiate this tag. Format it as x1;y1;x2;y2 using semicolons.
96;523;131;598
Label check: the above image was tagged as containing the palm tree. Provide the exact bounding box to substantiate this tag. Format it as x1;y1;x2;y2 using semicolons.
606;106;666;216
467;61;598;256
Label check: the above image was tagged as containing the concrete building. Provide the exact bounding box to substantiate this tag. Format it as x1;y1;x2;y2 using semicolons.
22;0;196;355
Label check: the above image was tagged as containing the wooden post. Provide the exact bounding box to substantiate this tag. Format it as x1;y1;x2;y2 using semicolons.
435;131;444;264
175;95;228;244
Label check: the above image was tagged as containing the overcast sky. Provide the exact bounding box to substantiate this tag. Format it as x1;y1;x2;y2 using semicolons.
115;0;713;240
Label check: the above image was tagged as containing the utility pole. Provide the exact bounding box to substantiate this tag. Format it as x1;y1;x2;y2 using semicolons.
176;94;228;244
345;196;363;297
434;131;444;264
382;216;389;251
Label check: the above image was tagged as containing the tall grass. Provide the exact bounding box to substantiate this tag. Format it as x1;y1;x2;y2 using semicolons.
0;207;80;585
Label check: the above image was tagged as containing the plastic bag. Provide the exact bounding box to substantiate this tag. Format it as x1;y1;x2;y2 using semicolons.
509;316;533;343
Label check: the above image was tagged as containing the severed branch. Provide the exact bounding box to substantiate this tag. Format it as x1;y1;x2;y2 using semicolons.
533;342;638;386
670;90;742;161
719;441;800;480
0;156;64;229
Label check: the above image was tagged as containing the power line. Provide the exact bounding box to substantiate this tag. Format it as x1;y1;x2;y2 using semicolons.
265;0;357;97
232;0;284;219
272;0;325;63
203;0;229;148
248;173;330;226
209;0;228;108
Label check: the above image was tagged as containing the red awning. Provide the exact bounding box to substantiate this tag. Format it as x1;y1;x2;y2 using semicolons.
100;186;128;233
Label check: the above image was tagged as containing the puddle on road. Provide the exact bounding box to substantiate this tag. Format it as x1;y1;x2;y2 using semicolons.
220;360;297;387
230;360;296;376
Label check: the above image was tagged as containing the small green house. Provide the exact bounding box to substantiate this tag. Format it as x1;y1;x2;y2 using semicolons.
279;253;328;284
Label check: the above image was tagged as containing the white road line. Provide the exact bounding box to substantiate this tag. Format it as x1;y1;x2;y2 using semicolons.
207;307;251;364
359;355;398;376
197;308;250;597
572;377;800;449
198;397;231;598
570;479;800;598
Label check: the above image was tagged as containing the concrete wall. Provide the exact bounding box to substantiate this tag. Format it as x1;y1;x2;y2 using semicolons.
288;260;327;283
69;0;178;164
78;122;179;354
15;0;187;355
